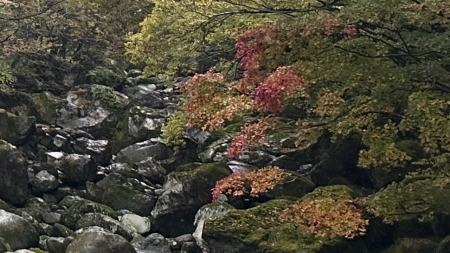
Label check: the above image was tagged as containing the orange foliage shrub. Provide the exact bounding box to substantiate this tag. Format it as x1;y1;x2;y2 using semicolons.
212;166;289;201
280;198;368;239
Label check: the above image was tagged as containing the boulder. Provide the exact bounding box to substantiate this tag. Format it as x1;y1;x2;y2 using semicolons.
0;210;39;250
61;154;97;185
114;140;172;165
66;227;136;253
0;140;30;205
62;199;116;230
101;184;156;216
56;85;128;139
203;185;366;253
131;233;171;253
0;109;36;145
76;213;137;241
151;162;232;237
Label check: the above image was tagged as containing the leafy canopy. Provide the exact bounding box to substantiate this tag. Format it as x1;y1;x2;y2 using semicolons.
127;0;450;169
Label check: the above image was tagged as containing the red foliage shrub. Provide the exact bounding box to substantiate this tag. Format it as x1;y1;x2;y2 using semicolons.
212;166;289;201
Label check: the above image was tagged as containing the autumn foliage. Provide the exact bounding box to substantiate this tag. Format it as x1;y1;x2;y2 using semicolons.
280;198;368;239
211;166;289;201
171;24;308;157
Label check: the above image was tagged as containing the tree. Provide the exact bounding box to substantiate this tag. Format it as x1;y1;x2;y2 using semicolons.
127;0;450;170
0;0;152;91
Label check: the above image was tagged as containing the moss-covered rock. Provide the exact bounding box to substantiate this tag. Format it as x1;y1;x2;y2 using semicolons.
62;199;116;230
0;237;11;253
0;140;30;205
29;248;50;253
90;84;128;113
204;199;348;253
367;170;450;238
266;173;316;199
31;91;62;124
203;185;366;253
382;237;438;253
151;162;232;237
0;108;36;145
101;184;157;216
50;223;74;238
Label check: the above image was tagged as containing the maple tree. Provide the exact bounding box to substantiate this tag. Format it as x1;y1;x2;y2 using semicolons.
128;0;450;170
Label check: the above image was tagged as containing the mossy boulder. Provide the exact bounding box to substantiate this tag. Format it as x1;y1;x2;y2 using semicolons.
0;140;30;205
30;91;62;124
382;237;438;253
151;162;232;237
101;184;157;216
56;85;128;139
62;199;116;230
367;170;450;238
110;106;165;154
266;173;316;199
0;108;36;145
203;185;366;253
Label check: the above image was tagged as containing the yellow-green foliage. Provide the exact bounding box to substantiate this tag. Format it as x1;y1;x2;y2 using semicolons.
162;110;188;147
125;0;304;76
367;169;450;224
127;0;450;169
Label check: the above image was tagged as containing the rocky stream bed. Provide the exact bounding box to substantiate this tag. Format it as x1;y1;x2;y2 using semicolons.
1;69;450;253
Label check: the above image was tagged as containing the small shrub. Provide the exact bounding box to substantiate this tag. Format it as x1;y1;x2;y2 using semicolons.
279;198;368;239
212;166;289;200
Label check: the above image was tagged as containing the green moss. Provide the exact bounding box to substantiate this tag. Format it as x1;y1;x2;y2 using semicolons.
171;162;231;182
29;248;49;253
383;238;438;253
162;110;188;147
205;199;342;253
301;184;355;201
88;66;125;88
204;185;362;253
90;84;125;112
367;170;450;224
174;163;202;173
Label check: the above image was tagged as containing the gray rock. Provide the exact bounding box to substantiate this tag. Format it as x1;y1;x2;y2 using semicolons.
42;212;62;225
46;152;65;167
127;107;165;139
132;233;171;253
115;140;172;164
0;108;36;145
66;227;136;253
135;157;166;184
151;162;231;237
61;199;116;230
101;184;156;216
72;137;112;166
0;141;30;205
61;154;97;185
193;202;235;252
127;69;143;78
123;85;165;108
96;173;127;189
29;169;59;193
55;85;128;138
30;91;62;125
0;210;39;250
46;237;70;253
119;214;151;234
437;235;450;253
76;213;137;241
